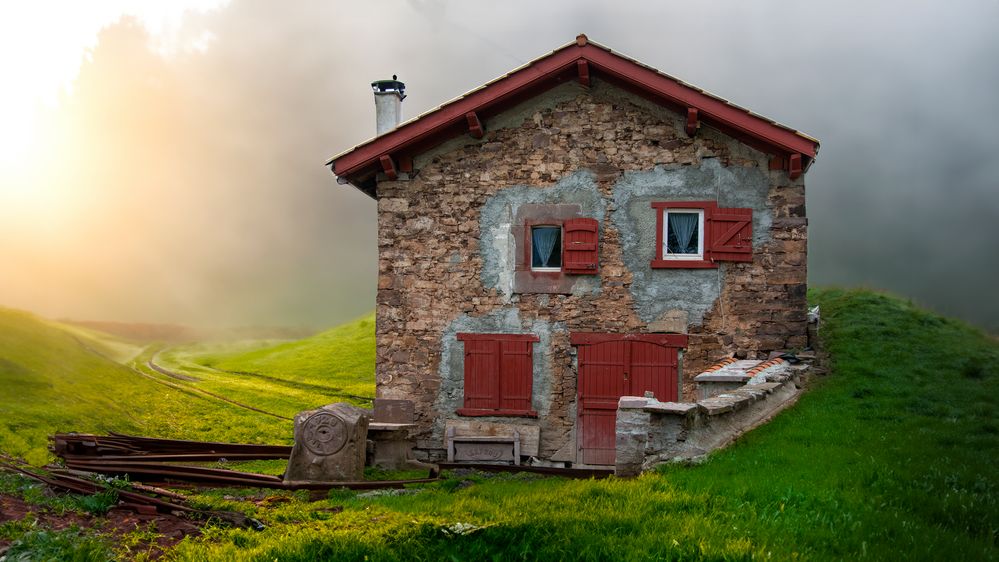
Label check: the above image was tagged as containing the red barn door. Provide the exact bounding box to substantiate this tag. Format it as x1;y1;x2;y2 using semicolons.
571;333;686;466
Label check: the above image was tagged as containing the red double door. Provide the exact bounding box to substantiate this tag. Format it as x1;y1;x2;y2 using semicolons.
571;333;686;466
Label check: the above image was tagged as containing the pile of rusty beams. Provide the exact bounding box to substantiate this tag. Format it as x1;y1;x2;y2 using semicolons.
50;433;437;490
51;432;293;462
2;458;190;515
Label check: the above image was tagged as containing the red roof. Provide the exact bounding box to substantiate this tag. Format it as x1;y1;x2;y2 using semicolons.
329;35;819;197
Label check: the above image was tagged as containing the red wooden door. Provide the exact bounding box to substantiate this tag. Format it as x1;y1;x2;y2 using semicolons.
572;334;685;466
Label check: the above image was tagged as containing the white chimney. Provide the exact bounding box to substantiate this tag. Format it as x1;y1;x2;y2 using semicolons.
372;76;406;136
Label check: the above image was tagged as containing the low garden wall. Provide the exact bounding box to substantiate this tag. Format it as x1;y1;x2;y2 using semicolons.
615;358;807;475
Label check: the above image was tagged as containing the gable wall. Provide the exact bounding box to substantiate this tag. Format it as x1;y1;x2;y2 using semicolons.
373;80;807;460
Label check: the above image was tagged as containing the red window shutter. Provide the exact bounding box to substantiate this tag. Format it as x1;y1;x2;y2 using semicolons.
457;333;539;416
563;218;599;274
499;340;533;411
460;338;500;410
708;207;753;262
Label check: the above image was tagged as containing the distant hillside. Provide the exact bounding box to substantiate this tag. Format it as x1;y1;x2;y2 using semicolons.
62;319;316;344
187;312;376;400
0;307;293;464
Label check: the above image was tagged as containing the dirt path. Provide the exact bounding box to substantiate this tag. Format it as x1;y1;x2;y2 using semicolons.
71;336;291;421
148;351;199;382
0;492;201;559
143;354;292;421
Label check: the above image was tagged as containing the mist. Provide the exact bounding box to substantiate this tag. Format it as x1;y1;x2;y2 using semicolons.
1;0;997;332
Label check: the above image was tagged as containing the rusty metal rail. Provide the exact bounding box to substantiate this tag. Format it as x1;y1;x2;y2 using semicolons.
61;457;438;490
51;432;292;460
49;432;438;490
437;462;614;479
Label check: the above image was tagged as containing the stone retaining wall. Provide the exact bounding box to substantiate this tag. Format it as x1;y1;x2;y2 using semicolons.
615;361;806;475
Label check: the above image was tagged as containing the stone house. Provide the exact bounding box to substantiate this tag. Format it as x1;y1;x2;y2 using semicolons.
328;35;819;467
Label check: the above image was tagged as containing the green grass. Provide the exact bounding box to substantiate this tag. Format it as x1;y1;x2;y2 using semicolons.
1;527;114;562
0;307;296;464
123;312;376;422
0;308;377;465
173;311;376;402
3;291;996;560
161;288;997;561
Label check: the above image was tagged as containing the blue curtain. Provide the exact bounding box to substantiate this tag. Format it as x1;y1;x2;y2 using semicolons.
532;227;560;267
667;213;699;254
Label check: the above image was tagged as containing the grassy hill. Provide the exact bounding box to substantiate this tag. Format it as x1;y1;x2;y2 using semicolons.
142;313;376;420
165;311;375;400
162;288;997;561
0;308;318;464
2;292;996;560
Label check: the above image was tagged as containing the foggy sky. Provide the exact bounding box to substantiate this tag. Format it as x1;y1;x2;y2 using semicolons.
2;0;998;332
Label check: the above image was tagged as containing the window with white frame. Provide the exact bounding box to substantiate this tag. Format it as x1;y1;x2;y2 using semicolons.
650;201;754;269
663;208;704;260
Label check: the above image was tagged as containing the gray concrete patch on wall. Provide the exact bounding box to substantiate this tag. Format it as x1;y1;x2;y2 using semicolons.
479;170;607;300
431;307;564;446
611;158;773;325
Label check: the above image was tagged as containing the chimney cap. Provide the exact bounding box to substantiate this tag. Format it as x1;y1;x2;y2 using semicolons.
371;76;406;97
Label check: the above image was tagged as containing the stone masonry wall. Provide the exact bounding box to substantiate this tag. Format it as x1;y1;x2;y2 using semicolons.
374;79;807;461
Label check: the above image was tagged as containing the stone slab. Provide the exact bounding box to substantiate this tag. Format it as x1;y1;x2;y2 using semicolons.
716;394;752;410
694;373;753;383
373;399;415;423
699;398;736;415
643;401;698;415
731;387;767;401
368;422;416;432
748;382;782;393
447;426;520;465
452;441;518;464
619;396;651;409
729;360;764;369
444;419;540;457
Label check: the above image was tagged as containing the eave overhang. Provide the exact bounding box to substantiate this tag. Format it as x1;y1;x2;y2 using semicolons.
328;35;820;199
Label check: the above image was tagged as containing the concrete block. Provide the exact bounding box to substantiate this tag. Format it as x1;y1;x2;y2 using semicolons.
619;396;650;409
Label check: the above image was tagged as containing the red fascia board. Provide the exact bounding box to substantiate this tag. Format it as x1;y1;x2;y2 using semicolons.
333;42;818;180
580;46;817;159
333;49;582;178
569;332;689;347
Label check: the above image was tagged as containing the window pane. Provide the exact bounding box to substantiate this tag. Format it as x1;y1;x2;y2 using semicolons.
531;226;562;268
666;212;699;255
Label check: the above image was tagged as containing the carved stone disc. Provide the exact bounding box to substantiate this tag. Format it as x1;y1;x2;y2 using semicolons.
301;412;348;456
